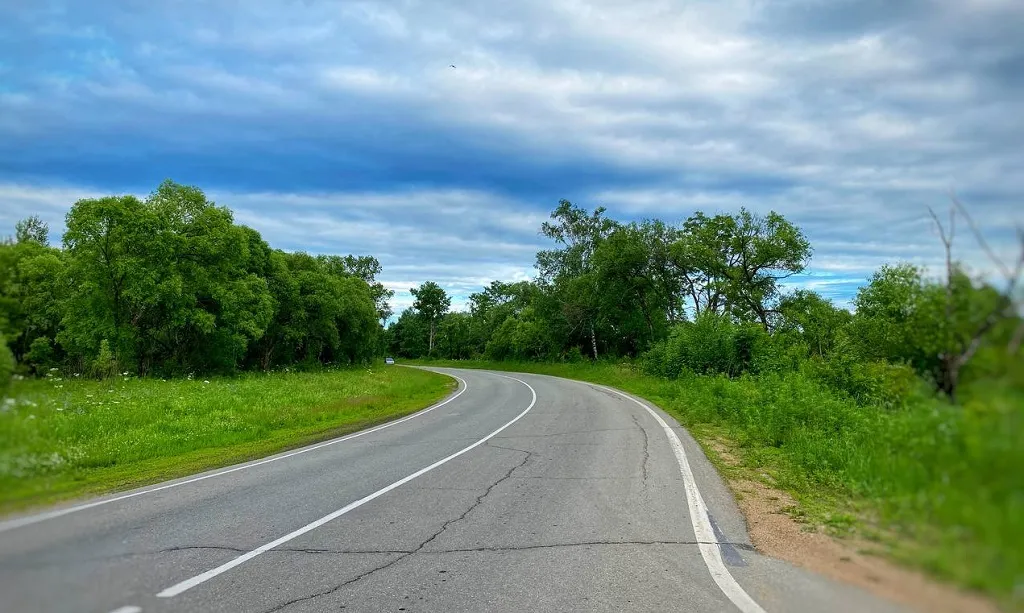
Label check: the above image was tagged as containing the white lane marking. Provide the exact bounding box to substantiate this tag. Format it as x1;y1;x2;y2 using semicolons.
0;375;469;534
157;375;537;598
108;606;142;613
597;384;767;613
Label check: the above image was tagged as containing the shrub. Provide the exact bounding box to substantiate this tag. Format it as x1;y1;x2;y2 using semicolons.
25;336;57;375
641;313;795;378
751;330;807;375
90;339;119;379
562;346;586;363
803;355;925;410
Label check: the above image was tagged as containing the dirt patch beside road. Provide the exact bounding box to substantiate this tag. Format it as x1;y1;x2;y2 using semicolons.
705;439;1002;613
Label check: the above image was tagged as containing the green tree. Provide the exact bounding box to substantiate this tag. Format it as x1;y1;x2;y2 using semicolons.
593;222;673;353
670;209;811;329
15;215;49;245
0;230;66;364
536;200;618;359
776;290;852;358
438;312;473;359
485;307;553;361
59;194;154;370
410;281;450;355
389;308;429;358
850;261;1019;399
60;182;275;374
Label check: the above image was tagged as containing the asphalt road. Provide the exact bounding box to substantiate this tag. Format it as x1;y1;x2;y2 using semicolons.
0;367;910;613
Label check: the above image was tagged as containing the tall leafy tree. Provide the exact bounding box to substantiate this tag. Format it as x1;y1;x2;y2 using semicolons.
60;194;155;370
536;200;618;359
594;221;674;353
0;224;66;366
723;209;812;329
410;281;450;355
669;208;810;329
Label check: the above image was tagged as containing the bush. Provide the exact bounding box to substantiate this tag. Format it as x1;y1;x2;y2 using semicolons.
25;336;57;375
562;346;586;363
0;332;13;397
750;330;807;375
803;355;925;410
90;339;119;379
641;313;796;379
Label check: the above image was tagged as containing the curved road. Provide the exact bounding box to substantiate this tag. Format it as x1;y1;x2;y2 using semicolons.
0;368;908;613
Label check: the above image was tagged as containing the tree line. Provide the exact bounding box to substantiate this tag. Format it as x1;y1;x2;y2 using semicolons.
389;200;1022;400
0;180;394;379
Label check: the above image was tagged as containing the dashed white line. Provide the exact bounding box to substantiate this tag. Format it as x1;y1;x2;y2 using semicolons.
108;606;142;613
0;375;468;534
597;384;767;613
156;375;537;598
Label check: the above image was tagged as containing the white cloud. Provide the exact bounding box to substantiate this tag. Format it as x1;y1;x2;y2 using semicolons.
1;0;1022;310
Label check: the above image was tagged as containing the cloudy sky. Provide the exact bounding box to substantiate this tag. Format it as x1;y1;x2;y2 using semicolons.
2;0;1022;313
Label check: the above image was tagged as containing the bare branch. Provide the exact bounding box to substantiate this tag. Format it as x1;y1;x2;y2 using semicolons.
951;193;1014;280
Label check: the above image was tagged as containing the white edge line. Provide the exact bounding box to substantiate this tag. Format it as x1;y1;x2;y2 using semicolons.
0;375;469;534
108;606;142;613
597;384;766;613
156;374;537;598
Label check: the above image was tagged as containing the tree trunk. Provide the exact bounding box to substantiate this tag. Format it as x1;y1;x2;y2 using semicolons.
429;321;435;355
261;344;273;371
589;323;598;360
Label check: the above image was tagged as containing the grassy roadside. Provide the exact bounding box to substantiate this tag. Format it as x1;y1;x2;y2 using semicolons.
0;365;453;514
412;358;1022;609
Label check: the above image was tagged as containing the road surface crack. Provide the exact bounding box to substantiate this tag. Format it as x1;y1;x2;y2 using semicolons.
261;444;534;613
631;414;650;486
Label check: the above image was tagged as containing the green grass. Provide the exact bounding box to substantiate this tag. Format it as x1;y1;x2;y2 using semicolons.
0;365;453;513
414;358;1023;608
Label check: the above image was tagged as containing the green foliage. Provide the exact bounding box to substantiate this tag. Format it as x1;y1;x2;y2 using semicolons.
411;280;451;355
91;339;119;380
25;337;56;375
0;332;13;397
642;313;770;378
15;215;49;246
0;237;66;364
671;208;811;328
4;181;386;377
485;307;554;361
803;356;926;410
850;263;1015;396
776;290;852;358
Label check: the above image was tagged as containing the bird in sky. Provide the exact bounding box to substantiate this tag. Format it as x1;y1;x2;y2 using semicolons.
450;64;456;68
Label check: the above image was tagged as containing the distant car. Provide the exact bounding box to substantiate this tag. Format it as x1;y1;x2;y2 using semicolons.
385;357;395;365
